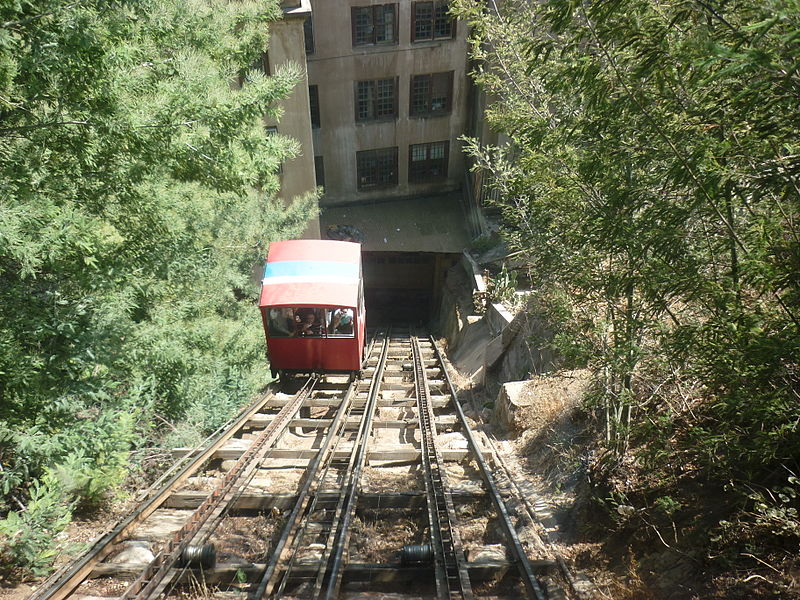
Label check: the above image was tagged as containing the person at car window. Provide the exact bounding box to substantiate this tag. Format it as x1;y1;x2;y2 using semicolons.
329;308;353;335
268;307;294;337
296;308;322;337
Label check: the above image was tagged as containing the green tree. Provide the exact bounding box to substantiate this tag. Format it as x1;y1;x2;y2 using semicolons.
455;0;800;585
452;7;800;581
453;0;799;474
0;0;316;577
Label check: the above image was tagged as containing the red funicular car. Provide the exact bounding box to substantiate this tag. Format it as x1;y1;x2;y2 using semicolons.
258;240;365;381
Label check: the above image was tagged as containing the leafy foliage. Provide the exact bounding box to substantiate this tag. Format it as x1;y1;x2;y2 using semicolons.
0;472;72;579
452;0;800;579
0;0;317;577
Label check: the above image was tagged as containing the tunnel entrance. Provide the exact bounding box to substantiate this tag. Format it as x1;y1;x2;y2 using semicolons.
363;252;460;326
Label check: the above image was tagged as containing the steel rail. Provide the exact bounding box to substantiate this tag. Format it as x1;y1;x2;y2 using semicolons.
411;335;473;600
269;373;366;598
122;376;319;600
251;388;353;599
252;330;388;599
480;431;593;599
274;427;355;598
28;388;285;600
319;327;392;600
430;336;547;600
266;329;390;599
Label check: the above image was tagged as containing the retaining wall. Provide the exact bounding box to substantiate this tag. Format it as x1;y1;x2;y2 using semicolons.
438;251;556;384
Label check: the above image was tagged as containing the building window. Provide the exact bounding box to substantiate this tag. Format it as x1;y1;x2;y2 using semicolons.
351;4;397;46
410;71;453;117
355;78;397;122
412;1;455;42
309;85;320;128
357;147;398;190
266;126;282;174
409;141;449;182
304;16;315;54
238;52;270;87
314;156;324;188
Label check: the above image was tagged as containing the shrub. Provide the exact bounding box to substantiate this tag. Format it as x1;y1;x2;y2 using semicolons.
0;473;72;579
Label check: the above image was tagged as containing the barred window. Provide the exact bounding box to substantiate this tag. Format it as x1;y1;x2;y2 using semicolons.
355;78;397;121
266;126;282;174
409;141;449;182
304;17;315;54
314;156;324;188
410;71;453;117
412;1;455;42
357;147;398;190
238;52;270;87
352;4;397;46
309;85;320;128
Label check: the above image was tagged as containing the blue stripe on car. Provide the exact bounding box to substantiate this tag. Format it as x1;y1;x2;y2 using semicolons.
264;260;359;280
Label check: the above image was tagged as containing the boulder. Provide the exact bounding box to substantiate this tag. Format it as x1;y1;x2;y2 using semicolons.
436;432;469;450
112;541;155;564
493;380;530;431
467;544;506;563
296;542;326;563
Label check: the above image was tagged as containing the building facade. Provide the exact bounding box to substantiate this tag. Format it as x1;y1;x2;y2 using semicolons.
262;0;319;237
268;0;482;321
304;0;470;206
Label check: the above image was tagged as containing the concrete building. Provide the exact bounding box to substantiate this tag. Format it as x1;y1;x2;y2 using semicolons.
304;0;470;205
270;0;487;322
264;0;319;238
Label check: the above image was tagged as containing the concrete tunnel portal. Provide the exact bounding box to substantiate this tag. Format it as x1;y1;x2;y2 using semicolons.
318;193;472;327
363;251;461;326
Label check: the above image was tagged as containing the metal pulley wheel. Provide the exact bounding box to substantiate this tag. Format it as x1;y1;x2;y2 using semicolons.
180;544;216;569
400;543;433;565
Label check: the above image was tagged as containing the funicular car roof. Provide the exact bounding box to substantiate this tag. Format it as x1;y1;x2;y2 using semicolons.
258;240;361;309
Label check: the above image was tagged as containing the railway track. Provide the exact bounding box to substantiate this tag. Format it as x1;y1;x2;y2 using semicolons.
31;329;575;600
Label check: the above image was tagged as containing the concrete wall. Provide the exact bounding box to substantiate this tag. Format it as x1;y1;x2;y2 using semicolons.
307;0;470;205
439;254;557;384
268;1;320;238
